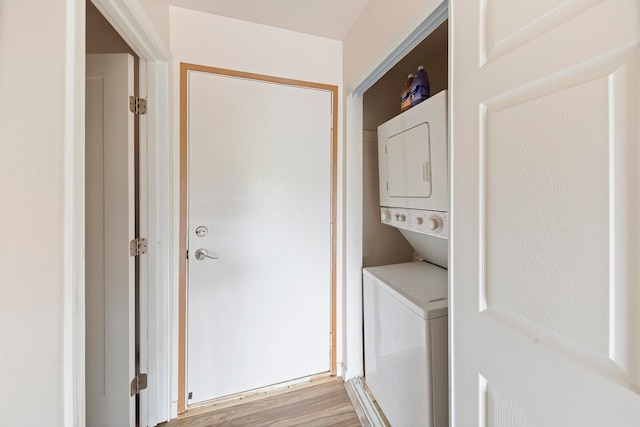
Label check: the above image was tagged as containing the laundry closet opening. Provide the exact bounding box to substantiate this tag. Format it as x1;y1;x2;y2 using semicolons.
360;18;449;427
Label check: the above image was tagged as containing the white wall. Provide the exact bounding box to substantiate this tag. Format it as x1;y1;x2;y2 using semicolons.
340;0;446;380
0;0;169;424
170;7;342;83
169;6;343;414
343;0;443;92
139;0;170;48
0;0;84;425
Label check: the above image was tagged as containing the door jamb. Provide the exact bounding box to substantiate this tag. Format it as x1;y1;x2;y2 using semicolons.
178;62;339;414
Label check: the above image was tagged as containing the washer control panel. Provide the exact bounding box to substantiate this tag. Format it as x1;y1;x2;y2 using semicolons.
380;207;448;239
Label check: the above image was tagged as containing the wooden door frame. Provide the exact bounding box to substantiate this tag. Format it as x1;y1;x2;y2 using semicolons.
178;62;338;414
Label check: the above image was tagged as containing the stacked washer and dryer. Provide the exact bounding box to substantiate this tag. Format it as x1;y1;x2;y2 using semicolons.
363;90;449;427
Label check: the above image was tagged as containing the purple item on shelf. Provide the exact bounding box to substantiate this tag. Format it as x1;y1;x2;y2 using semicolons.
409;65;430;107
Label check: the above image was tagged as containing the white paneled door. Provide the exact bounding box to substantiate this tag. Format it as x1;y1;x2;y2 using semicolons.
86;54;135;427
451;0;640;425
186;70;333;405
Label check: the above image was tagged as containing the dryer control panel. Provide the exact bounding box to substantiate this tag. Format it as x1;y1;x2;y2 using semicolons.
380;207;448;239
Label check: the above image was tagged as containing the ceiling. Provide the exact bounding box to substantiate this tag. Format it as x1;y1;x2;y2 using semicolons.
165;0;368;40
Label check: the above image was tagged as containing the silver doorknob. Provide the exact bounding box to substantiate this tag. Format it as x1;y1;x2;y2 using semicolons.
194;249;219;261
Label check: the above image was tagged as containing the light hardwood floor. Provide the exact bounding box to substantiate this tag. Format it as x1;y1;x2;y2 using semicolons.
161;379;362;427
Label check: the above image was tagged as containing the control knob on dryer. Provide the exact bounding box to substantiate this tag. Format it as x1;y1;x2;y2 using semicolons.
381;210;390;221
414;217;423;225
427;215;442;231
393;213;406;222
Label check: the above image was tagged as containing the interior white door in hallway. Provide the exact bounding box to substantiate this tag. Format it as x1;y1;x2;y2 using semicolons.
451;0;640;425
86;53;135;427
185;69;333;405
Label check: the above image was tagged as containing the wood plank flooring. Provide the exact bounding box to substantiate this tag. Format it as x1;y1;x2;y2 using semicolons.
161;379;362;427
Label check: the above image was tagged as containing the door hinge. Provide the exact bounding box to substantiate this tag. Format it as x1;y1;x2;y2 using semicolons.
130;373;148;396
129;96;147;115
130;237;148;256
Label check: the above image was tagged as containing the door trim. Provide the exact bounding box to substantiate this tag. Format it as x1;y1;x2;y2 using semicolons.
178;62;339;414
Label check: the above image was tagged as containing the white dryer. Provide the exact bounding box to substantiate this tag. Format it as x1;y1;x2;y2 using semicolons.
377;89;448;240
363;261;448;427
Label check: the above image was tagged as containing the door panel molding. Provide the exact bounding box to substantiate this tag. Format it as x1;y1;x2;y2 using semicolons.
478;48;640;384
481;0;603;65
178;62;338;414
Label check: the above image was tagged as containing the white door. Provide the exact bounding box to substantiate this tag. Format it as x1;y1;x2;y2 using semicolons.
451;0;640;425
86;53;135;427
186;71;333;405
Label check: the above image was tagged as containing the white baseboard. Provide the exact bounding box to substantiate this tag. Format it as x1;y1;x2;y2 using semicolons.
170;401;178;420
341;363;365;382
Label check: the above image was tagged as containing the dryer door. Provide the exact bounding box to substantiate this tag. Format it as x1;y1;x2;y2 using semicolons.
386;122;432;199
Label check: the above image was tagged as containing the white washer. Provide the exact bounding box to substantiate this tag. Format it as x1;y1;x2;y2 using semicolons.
363;261;448;427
